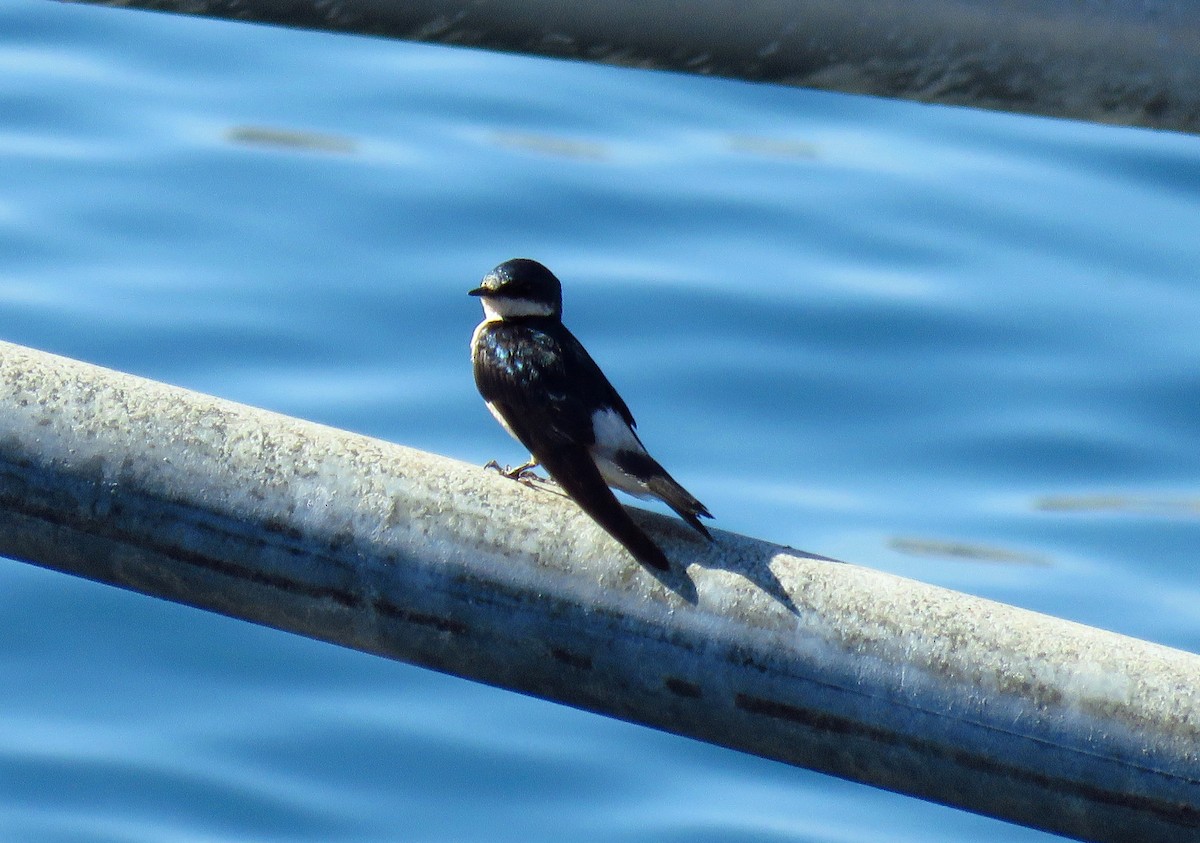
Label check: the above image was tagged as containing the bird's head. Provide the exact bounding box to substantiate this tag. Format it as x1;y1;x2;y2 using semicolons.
469;258;563;321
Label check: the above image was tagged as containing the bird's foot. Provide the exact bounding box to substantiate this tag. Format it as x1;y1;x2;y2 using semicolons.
484;461;566;498
484;459;546;482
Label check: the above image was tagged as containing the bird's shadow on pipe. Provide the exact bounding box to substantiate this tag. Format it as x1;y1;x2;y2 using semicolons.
510;473;834;615
633;510;842;616
640;544;701;604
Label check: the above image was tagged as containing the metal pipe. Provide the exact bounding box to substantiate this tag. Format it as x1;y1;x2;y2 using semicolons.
61;0;1200;135
0;338;1197;842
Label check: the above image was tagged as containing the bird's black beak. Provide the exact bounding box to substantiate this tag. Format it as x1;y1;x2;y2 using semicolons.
467;286;487;297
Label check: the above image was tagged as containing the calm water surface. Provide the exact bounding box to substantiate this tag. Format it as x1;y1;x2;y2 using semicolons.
2;1;1199;840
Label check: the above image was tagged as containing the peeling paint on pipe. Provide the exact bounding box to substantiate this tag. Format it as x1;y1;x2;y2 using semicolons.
61;0;1200;134
0;339;1197;842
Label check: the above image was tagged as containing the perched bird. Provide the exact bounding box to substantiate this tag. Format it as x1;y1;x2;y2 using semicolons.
469;258;713;571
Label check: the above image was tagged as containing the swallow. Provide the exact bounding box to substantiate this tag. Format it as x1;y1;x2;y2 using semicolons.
469;258;713;571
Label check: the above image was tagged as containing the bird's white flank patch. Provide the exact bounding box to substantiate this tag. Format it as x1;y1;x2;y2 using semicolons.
590;407;644;454
589;409;655;498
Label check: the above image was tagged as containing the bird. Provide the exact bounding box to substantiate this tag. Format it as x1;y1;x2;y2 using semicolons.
469;258;713;571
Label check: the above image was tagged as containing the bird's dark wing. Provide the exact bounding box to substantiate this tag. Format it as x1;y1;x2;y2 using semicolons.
555;326;713;541
531;441;670;571
473;321;668;570
557;326;637;430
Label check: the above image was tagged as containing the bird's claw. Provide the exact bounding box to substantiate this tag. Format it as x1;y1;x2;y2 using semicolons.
484;459;547;482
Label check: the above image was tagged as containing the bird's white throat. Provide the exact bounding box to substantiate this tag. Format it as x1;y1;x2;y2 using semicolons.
479;296;555;321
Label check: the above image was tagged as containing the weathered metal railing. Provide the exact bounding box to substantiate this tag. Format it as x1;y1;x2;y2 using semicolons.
0;340;1196;842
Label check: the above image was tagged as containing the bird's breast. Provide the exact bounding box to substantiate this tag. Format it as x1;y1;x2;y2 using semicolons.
470;319;490;359
485;400;520;442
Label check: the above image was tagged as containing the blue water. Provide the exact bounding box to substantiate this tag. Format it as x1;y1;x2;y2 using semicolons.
3;1;1199;839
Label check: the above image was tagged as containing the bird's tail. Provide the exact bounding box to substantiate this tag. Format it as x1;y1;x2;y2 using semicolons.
613;450;714;541
646;473;714;541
